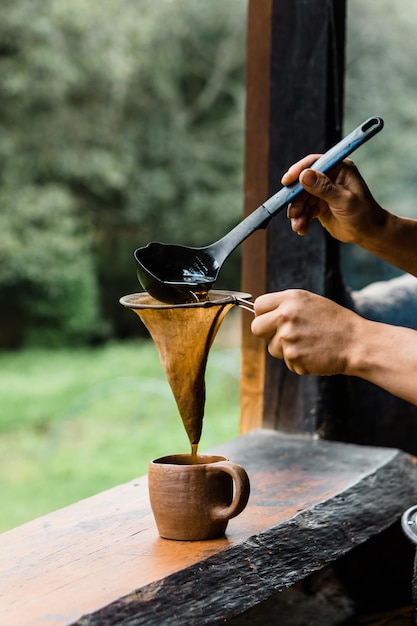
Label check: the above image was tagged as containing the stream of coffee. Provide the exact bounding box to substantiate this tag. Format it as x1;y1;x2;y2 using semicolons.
120;291;244;461
191;443;199;464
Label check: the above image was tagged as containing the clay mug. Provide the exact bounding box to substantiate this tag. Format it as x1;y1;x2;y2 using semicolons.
148;453;250;540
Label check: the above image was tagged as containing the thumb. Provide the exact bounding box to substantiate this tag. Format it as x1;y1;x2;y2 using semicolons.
300;168;337;200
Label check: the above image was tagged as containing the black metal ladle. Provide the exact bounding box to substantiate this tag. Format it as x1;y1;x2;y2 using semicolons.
135;116;384;304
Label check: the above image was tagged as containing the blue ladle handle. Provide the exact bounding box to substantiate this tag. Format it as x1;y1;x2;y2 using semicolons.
209;116;384;266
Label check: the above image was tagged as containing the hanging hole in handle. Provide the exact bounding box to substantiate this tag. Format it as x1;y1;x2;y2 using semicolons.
361;117;384;133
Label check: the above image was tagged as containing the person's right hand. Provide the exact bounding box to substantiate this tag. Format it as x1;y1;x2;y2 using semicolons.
281;156;388;246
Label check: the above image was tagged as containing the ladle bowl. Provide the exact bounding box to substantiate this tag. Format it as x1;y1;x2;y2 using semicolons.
135;116;384;304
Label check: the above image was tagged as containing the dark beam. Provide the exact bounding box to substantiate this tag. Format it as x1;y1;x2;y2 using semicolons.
241;0;347;435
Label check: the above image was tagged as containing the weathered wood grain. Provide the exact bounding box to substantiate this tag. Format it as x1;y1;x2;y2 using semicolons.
1;430;416;625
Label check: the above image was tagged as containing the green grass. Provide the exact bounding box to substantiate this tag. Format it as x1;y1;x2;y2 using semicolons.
0;340;240;532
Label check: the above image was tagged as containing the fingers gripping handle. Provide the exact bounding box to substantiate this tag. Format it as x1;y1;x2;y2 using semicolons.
262;116;384;218
208;461;250;522
209;117;383;268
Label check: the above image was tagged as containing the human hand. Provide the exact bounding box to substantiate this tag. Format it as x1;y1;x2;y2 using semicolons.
251;288;417;406
281;156;387;246
251;290;362;376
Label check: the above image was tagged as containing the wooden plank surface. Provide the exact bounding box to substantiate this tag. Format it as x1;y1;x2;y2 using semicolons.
1;430;417;625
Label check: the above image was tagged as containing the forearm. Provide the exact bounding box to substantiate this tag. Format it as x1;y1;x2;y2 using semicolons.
347;317;417;405
358;212;417;277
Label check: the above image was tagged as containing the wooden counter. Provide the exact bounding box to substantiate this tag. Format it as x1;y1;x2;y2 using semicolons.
2;429;417;625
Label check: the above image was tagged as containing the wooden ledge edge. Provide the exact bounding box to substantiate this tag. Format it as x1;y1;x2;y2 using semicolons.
73;433;417;625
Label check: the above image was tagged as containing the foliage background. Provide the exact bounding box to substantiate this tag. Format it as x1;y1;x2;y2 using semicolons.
343;0;417;287
1;0;417;347
2;0;417;531
0;0;247;348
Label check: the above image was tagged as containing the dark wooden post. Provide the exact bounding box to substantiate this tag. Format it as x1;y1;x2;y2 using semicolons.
241;0;347;436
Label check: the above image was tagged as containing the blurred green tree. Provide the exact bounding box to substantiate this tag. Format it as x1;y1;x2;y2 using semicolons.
343;0;417;289
0;0;247;346
2;0;417;346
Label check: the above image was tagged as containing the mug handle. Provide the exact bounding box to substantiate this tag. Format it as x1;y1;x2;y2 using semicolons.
208;461;250;521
